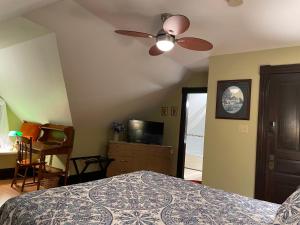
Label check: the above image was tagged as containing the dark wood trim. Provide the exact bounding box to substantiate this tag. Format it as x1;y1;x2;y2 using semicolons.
0;168;39;180
255;66;269;200
260;64;300;75
255;63;300;200
0;168;14;179
68;171;106;185
0;168;106;185
177;87;207;178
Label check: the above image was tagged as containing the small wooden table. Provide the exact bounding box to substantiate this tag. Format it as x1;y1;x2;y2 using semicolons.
32;142;73;189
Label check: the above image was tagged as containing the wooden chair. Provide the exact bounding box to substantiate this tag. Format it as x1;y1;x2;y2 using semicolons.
11;137;44;192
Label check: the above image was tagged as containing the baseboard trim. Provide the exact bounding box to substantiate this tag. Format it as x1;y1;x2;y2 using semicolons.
0;168;105;186
68;171;105;185
0;168;14;179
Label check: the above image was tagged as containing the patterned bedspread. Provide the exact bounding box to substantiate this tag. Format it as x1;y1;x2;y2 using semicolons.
0;171;279;225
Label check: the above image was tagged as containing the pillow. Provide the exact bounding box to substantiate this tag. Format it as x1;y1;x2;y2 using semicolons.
274;188;300;225
20;121;41;141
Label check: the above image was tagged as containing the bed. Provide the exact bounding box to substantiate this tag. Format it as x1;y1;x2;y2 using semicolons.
0;171;280;225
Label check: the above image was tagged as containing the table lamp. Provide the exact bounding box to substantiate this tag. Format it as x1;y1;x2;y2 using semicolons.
8;131;23;150
8;131;23;137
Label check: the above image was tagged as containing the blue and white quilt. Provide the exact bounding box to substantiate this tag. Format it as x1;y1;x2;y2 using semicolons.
0;171;279;225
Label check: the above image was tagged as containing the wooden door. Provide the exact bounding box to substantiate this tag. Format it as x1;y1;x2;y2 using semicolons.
256;64;300;203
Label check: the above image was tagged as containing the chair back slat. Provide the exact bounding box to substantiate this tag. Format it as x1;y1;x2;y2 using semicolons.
17;137;33;165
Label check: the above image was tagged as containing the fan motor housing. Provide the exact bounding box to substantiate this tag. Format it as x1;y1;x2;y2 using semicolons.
156;33;175;43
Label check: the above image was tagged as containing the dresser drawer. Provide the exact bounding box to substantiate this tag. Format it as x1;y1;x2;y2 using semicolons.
107;157;136;176
107;141;173;176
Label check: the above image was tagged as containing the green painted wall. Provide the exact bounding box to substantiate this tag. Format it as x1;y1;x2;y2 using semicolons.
203;45;300;197
7;104;22;131
0;103;21;169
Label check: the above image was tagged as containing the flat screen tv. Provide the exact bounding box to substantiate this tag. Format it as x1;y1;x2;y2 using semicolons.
128;120;164;145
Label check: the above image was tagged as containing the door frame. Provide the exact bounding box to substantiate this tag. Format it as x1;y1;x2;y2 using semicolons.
177;87;207;178
255;64;300;200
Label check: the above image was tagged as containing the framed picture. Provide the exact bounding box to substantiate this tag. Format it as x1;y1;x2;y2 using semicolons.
160;106;168;116
216;79;252;120
170;106;178;117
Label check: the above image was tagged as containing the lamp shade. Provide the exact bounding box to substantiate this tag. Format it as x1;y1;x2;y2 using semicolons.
8;131;23;137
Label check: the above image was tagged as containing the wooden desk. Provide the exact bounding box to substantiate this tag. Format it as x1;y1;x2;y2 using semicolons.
27;123;75;189
32;142;71;156
32;141;73;189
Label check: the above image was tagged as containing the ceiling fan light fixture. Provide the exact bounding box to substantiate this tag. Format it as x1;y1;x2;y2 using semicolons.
156;34;175;52
115;14;213;56
226;0;243;7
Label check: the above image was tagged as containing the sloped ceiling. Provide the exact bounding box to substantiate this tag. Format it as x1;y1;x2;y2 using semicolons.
1;0;300;72
0;33;72;126
26;0;189;155
76;0;300;71
0;17;49;49
0;0;61;22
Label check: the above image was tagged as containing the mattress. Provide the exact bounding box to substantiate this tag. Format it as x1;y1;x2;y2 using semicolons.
0;171;280;224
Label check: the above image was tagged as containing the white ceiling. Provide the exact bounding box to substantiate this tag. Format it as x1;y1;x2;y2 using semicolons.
0;0;61;22
76;0;300;71
1;0;300;71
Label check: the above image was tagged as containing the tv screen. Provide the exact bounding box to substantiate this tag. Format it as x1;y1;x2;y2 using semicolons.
128;120;164;145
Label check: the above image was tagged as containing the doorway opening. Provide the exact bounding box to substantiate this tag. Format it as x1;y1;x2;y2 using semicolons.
177;87;207;182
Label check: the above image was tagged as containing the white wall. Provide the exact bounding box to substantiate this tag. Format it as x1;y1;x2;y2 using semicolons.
0;33;72;169
185;93;207;171
26;0;187;157
0;33;72;125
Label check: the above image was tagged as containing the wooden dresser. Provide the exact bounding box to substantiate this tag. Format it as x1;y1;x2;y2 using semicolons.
107;141;173;177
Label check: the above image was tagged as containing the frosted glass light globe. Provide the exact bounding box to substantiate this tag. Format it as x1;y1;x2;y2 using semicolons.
156;34;175;52
156;40;175;52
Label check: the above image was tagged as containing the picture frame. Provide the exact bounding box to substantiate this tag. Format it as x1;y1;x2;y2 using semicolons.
160;106;168;117
170;106;178;117
215;79;252;120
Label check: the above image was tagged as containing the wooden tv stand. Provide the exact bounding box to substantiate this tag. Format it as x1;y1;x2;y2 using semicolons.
107;141;173;177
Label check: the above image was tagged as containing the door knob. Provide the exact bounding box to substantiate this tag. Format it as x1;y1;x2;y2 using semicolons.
270;121;276;128
269;121;276;133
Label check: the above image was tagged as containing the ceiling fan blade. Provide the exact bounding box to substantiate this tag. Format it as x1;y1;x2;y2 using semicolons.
149;45;164;56
176;37;213;51
115;30;154;38
163;15;190;35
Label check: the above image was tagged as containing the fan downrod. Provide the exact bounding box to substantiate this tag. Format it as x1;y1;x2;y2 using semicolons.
161;13;173;23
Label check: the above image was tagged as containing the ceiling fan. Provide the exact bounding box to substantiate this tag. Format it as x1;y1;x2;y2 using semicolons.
115;13;213;56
